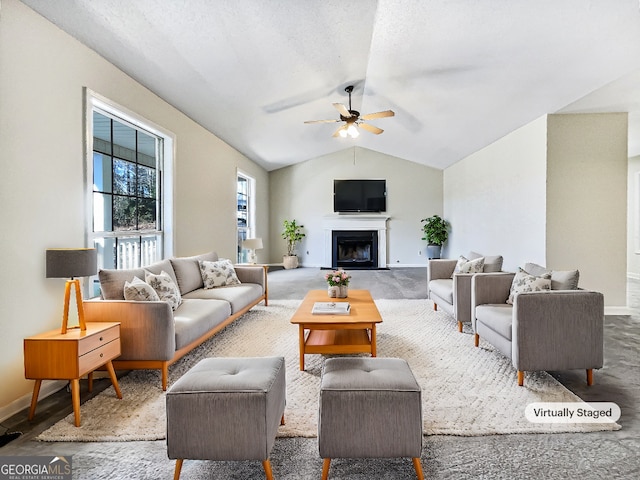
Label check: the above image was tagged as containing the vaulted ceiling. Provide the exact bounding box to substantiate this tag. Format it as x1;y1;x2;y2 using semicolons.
20;0;640;171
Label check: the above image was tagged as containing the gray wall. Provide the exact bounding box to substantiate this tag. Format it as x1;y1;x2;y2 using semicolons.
444;113;628;306
269;147;443;267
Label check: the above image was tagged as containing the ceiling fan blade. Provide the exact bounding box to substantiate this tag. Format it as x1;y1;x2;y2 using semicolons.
332;125;347;137
333;103;353;118
304;119;340;124
360;110;395;120
358;122;384;135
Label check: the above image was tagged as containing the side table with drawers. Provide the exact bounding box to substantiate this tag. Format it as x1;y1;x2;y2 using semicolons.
24;321;122;427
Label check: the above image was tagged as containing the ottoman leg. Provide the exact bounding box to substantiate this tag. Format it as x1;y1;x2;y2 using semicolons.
412;457;424;480
262;459;274;480
173;459;183;480
321;458;331;480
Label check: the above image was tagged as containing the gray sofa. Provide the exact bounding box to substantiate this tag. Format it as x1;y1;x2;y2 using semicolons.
471;264;604;386
428;252;503;332
84;251;267;390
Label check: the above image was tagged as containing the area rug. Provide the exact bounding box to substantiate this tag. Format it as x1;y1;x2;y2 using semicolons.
37;299;620;442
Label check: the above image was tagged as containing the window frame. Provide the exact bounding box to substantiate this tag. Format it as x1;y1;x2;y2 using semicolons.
237;170;256;263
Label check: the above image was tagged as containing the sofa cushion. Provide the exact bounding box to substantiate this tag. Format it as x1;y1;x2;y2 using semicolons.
170;251;219;295
452;255;484;276
182;283;264;314
524;262;580;290
475;304;513;341
199;259;241;288
429;278;454;304
146;270;183;310
173;299;231;350
507;267;551;304
123;277;160;302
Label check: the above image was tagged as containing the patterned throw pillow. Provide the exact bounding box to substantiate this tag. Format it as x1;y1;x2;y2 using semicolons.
452;255;485;277
506;267;552;304
145;270;182;310
123;276;160;302
199;259;241;289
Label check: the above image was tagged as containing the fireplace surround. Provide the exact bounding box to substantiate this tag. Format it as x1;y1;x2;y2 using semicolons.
323;215;389;269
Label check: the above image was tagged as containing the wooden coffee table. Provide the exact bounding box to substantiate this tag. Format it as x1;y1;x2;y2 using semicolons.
290;289;383;371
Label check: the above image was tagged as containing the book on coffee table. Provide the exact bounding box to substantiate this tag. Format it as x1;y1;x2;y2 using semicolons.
312;302;351;315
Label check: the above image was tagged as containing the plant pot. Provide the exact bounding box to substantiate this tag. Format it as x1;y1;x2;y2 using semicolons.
328;285;348;298
426;245;442;260
283;255;299;269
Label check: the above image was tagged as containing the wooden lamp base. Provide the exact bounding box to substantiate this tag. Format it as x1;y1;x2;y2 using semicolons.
61;279;87;334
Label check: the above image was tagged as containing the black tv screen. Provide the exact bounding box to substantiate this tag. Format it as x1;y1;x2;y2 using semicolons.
334;179;386;213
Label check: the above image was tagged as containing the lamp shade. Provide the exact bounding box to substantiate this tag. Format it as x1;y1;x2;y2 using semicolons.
46;248;97;279
242;238;263;250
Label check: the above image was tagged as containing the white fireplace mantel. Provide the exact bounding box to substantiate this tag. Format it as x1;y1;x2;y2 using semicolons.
323;214;389;268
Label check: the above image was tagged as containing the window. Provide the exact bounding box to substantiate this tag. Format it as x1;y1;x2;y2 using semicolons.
86;90;174;296
237;172;255;263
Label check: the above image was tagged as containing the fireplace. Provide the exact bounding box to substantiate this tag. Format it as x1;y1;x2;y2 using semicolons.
323;214;389;269
332;230;378;269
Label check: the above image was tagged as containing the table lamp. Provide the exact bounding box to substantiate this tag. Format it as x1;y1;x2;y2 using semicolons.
242;238;263;264
46;248;97;334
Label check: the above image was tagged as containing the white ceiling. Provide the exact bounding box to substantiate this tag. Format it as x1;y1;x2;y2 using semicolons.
20;0;640;171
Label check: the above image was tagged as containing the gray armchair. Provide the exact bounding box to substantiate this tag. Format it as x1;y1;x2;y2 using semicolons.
427;252;503;332
471;272;604;386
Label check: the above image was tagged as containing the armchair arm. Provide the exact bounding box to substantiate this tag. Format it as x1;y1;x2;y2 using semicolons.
83;300;176;361
427;259;457;299
512;290;604;372
453;273;473;324
471;272;515;307
427;259;457;282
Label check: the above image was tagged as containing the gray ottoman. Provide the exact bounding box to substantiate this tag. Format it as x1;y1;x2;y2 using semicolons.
166;356;286;480
318;357;424;480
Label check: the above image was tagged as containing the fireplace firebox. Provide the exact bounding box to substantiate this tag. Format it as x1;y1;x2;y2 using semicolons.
332;230;378;269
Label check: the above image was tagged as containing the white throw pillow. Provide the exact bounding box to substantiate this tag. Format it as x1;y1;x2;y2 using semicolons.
199;259;241;289
145;270;182;310
507;267;551;304
452;255;485;277
123;276;160;302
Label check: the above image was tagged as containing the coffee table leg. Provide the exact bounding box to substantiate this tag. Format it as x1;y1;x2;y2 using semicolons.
371;324;377;357
299;325;305;371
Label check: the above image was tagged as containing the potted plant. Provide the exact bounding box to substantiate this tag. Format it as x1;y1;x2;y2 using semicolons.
324;269;351;298
421;215;450;259
281;219;306;269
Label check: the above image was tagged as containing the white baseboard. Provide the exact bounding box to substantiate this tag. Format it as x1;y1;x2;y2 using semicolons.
605;306;634;316
0;380;66;424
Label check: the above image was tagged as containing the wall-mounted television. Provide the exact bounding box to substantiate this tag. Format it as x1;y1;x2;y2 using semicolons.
334;179;386;213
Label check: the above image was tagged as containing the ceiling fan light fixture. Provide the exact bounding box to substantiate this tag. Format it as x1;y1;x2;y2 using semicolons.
339;128;348;138
347;124;359;138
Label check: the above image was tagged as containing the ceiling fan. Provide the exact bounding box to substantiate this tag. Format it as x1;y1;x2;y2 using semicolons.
304;85;395;138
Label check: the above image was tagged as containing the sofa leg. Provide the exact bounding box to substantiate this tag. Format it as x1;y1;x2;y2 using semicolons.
457;321;463;333
474;333;479;347
412;457;425;480
173;459;183;480
586;369;594;386
433;303;438;311
517;371;524;386
321;458;331;480
262;459;274;480
280;414;285;425
162;363;169;391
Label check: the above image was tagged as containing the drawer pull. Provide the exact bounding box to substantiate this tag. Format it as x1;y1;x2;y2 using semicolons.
99;336;104;341
100;353;104;358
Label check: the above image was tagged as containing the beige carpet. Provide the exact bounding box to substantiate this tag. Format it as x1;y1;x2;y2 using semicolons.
37;299;620;442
